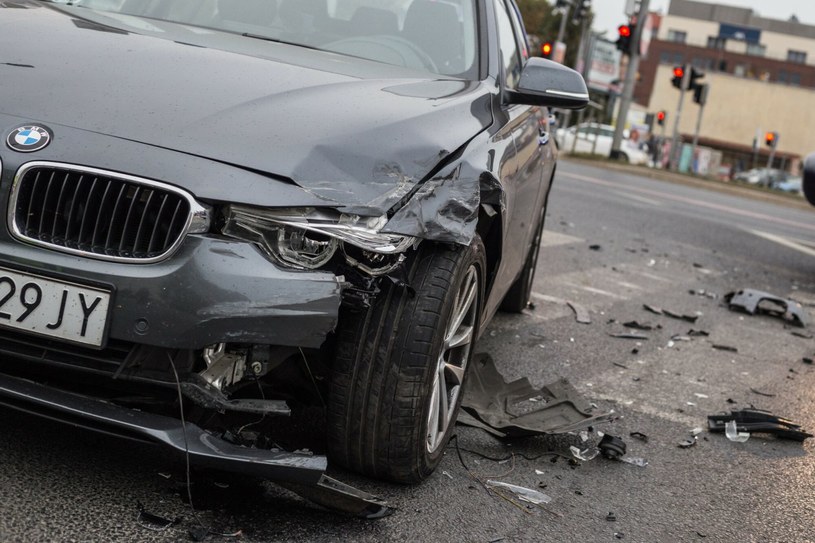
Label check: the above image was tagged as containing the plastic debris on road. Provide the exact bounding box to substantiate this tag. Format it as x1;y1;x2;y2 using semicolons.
485;480;552;505
724;420;750;442
570;446;600;462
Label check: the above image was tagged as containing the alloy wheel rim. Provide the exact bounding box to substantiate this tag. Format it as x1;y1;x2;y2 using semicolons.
426;265;479;453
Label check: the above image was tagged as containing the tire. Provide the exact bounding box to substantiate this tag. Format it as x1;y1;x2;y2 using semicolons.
500;205;546;313
328;238;486;483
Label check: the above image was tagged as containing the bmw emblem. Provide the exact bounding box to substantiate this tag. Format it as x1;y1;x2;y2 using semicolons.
7;125;52;153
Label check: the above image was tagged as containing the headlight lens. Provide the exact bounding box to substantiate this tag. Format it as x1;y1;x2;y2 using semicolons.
222;205;415;270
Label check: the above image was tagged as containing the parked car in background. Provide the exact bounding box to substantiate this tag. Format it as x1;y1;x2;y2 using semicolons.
555;123;650;165
0;0;588;504
774;176;802;195
734;167;787;186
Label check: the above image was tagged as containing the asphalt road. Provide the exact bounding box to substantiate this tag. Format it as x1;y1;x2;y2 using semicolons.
2;159;814;543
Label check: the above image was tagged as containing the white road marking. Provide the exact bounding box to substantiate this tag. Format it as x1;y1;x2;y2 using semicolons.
612;190;662;207
563;283;628;299
616;281;644;290
541;230;584;247
748;229;815;258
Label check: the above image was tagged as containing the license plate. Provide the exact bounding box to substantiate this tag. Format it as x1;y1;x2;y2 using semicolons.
0;267;111;347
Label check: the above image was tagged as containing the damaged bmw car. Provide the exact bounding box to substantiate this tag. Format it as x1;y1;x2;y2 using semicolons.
0;0;587;512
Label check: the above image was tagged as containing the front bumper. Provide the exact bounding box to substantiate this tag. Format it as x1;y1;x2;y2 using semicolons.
0;235;343;350
0;371;390;517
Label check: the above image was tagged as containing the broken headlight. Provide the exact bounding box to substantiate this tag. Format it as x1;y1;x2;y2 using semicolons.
222;205;415;271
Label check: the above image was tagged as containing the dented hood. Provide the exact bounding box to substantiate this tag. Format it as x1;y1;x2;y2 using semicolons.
0;3;493;214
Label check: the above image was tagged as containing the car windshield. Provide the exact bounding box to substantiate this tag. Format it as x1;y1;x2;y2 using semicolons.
43;0;479;77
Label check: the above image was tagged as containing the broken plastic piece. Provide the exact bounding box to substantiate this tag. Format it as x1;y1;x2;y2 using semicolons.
606;512;617;521
642;304;698;323
803;357;813;365
688;329;710;337
678;438;697;449
569;446;600;462
620;456;648;467
725;289;810;327
485;480;552;505
460;354;614;437
136;501;181;532
629;432;648;442
712;344;738;353
567;301;591;324
724;420;750;442
749;387;775;397
707;409;813;441
610;332;649;340
623;321;654;331
598;434;627;460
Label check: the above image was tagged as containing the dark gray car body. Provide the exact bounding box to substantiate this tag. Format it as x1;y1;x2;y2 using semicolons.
0;0;558;506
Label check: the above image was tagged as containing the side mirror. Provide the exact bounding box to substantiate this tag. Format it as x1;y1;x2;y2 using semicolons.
507;58;589;110
803;152;815;206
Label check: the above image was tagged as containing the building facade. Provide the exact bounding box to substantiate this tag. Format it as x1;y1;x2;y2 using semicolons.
634;0;815;173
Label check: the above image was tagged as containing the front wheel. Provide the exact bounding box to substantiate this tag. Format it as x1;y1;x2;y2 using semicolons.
328;239;486;483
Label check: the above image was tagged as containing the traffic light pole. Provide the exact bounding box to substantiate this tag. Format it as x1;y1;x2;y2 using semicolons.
669;68;689;171
690;85;709;167
610;0;650;160
556;3;571;45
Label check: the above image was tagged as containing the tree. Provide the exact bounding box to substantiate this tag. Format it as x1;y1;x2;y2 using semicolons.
515;0;593;68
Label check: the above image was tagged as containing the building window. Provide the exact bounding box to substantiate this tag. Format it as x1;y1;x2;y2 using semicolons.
673;52;684;65
746;43;765;57
659;51;673;64
667;29;687;43
707;36;726;50
787;50;807;64
779;70;802;86
692;57;712;70
734;64;746;77
718;59;727;71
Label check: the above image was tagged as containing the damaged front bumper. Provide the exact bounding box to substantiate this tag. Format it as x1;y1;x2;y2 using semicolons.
0;372;389;518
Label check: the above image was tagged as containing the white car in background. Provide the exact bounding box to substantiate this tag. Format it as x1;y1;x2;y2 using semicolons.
556;122;649;165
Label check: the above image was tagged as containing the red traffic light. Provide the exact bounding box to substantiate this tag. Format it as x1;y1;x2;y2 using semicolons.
673;66;684;78
656;111;666;122
618;25;631;38
765;131;777;146
541;42;553;58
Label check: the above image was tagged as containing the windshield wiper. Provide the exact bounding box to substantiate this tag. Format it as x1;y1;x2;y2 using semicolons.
240;33;322;52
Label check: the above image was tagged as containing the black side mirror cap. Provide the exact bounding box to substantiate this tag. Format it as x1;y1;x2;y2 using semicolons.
507;58;589;110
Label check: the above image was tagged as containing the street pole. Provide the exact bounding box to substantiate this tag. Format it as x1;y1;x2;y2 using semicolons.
556;3;571;45
669;68;689;171
690;85;708;172
610;0;650;160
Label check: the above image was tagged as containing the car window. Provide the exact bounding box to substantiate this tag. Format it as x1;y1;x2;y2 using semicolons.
493;0;523;89
42;0;479;78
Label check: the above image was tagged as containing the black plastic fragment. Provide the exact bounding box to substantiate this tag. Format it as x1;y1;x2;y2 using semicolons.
707;409;813;441
642;304;698;323
712;344;738;353
804;357;813;365
622;321;654;331
724;289;810;328
606;512;617;521
609;332;649;340
749;387;775;397
598;434;627;460
136;501;181;532
629;432;649;443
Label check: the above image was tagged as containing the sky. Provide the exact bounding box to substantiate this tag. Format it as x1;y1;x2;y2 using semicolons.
591;0;815;38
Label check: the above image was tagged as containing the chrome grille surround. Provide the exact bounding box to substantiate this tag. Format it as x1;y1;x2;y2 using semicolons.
8;162;210;263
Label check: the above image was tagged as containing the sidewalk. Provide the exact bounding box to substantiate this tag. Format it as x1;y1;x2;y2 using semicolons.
562;156;814;212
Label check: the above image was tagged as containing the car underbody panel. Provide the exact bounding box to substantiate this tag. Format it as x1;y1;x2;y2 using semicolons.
0;370;390;517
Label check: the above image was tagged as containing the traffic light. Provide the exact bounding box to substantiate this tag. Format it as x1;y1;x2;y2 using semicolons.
616;24;632;54
656;111;666;126
693;83;709;105
765;131;778;147
573;0;591;23
689;67;705;90
541;41;553;59
671;66;685;89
